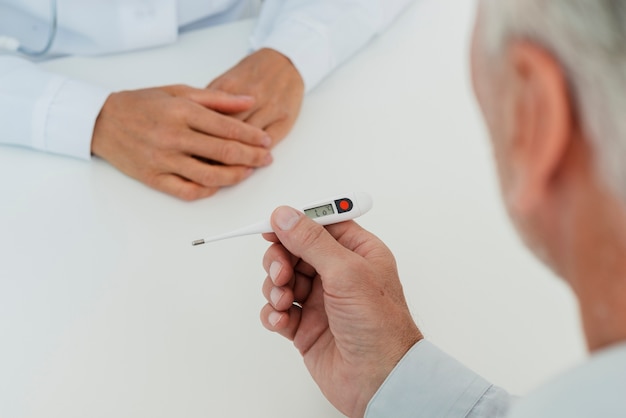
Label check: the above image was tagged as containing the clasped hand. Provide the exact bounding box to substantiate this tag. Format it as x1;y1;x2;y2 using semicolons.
91;48;304;200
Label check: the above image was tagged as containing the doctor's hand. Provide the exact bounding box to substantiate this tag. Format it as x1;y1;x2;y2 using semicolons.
260;207;423;418
207;48;305;145
91;85;273;201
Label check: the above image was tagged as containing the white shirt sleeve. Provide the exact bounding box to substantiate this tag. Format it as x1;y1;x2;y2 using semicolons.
365;340;513;418
249;0;416;92
0;0;216;161
0;56;111;160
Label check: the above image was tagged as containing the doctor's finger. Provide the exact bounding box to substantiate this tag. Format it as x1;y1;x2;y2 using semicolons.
162;85;257;114
181;130;273;168
245;103;299;145
149;174;219;201
264;119;294;148
187;104;271;148
172;157;255;188
244;107;294;147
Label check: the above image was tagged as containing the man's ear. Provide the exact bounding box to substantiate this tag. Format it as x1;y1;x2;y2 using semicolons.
504;40;573;215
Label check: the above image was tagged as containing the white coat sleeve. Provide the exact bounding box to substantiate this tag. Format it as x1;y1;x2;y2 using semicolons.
365;340;514;417
0;56;111;160
249;0;417;92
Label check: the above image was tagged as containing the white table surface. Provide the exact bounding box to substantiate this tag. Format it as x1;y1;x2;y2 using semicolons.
0;1;587;417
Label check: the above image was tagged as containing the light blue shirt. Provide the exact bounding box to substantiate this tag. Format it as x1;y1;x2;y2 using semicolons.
366;340;626;417
0;0;414;159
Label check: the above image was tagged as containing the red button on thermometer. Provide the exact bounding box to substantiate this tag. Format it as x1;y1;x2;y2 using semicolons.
191;191;373;246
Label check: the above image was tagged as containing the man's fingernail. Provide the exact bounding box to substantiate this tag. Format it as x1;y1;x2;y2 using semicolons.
270;287;284;307
268;311;282;327
262;135;272;147
269;261;282;283
275;207;301;231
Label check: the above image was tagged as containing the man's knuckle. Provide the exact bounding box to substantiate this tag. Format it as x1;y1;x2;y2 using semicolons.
297;223;325;249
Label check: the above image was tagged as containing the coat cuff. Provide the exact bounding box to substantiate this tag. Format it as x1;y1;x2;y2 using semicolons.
366;340;493;418
41;77;112;160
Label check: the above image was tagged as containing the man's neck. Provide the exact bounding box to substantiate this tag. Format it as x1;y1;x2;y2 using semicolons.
567;182;626;352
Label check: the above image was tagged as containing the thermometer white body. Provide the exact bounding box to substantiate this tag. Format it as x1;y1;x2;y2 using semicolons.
192;191;373;246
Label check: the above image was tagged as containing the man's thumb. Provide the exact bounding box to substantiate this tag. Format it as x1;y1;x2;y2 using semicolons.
271;206;346;276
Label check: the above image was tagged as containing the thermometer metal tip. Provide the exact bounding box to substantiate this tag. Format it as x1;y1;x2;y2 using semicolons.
192;239;206;246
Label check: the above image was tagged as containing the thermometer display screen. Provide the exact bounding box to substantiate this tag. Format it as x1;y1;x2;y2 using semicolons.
304;204;335;219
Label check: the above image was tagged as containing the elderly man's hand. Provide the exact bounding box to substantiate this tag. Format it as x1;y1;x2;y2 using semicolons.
91;85;273;201
207;48;305;145
260;207;423;418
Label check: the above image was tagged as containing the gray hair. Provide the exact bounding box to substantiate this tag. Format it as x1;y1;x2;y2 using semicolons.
480;0;626;200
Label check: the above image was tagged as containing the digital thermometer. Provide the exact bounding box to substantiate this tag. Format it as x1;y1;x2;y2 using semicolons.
191;191;373;246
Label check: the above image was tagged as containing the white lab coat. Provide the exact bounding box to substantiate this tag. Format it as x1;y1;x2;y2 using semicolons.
0;0;414;159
